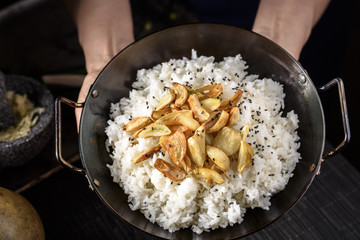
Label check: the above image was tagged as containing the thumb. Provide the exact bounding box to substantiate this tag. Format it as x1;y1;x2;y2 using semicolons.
75;72;99;132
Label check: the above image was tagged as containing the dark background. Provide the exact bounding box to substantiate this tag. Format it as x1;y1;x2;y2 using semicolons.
0;0;358;170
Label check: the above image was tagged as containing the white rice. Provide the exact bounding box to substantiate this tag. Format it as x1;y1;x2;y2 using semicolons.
105;50;301;234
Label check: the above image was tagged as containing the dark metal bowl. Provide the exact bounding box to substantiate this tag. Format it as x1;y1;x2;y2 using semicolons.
56;23;350;239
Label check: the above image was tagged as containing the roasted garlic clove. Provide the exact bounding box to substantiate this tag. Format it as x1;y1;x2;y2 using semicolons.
200;98;221;113
175;112;200;131
155;90;176;110
197;168;224;184
197;83;223;99
237;140;254;173
137;123;171;138
154;158;186;182
217;89;243;111
212;126;241;156
204;111;221;130
237;122;254;173
123;117;152;132
162;130;187;166
205;133;214;145
187;124;206;167
206;145;230;172
132;145;162;164
227;107;241;127
180;102;190;110
181;153;192;173
208;110;229;133
188;94;210;123
168;124;189;133
155;110;192;125
172;83;189;107
151;109;172;121
184;85;206;100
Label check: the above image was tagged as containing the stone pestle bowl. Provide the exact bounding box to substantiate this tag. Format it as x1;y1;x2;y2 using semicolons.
0;75;54;168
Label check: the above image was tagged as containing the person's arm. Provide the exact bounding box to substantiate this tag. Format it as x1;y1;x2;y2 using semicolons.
64;0;134;129
252;0;330;60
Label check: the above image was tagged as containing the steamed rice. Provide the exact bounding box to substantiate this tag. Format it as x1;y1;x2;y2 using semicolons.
105;50;301;234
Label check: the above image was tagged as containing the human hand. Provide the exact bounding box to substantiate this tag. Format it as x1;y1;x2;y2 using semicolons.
252;0;330;60
75;70;100;132
65;0;134;131
75;38;133;131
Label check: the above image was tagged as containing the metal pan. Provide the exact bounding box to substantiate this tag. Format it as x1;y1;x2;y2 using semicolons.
55;23;350;239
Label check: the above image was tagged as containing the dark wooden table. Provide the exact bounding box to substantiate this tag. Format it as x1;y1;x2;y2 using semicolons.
0;87;359;240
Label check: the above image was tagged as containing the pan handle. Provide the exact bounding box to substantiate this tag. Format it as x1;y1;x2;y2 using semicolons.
55;96;85;174
318;78;351;160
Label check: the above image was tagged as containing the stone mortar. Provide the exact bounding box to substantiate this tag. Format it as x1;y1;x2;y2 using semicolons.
0;75;54;168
